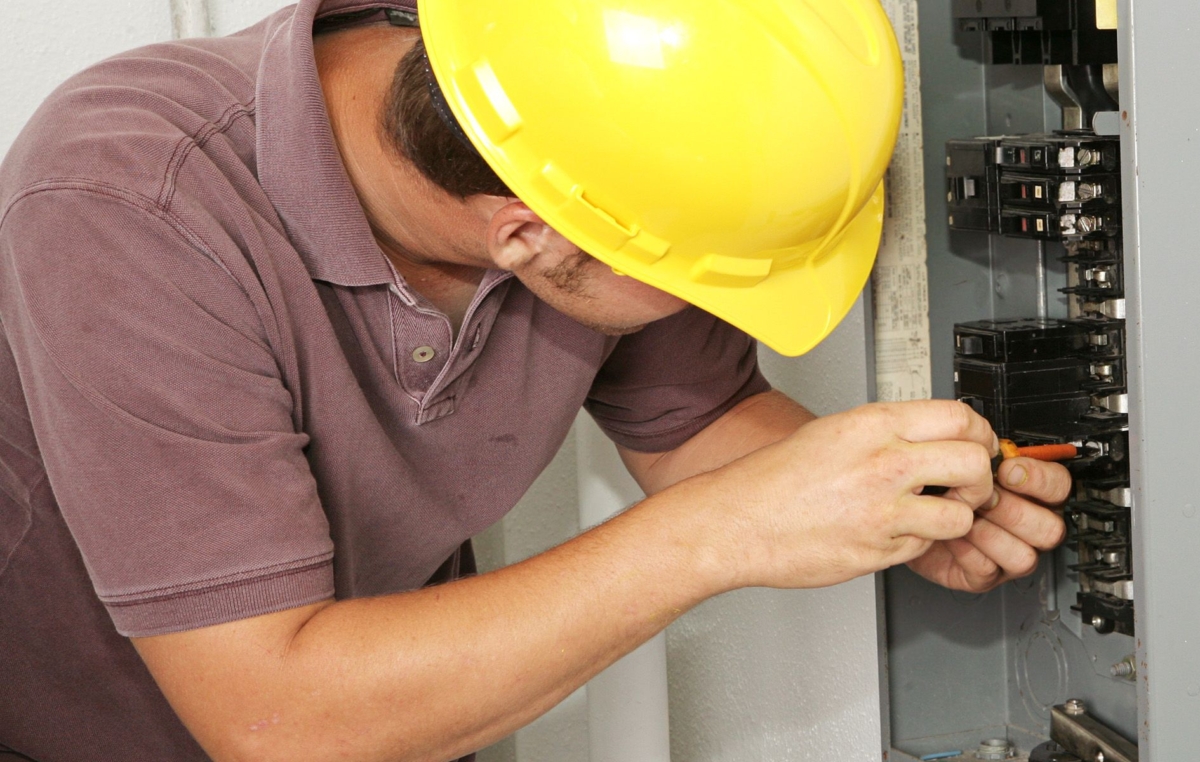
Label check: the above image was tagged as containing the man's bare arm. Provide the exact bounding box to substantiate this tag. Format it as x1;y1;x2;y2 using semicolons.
619;390;1071;594
617;390;814;495
133;400;1005;762
134;493;719;762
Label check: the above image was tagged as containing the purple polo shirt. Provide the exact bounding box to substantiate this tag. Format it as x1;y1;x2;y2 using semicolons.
0;1;769;759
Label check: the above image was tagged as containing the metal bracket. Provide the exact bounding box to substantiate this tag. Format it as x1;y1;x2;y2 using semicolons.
1048;700;1139;762
1045;65;1121;132
1102;63;1120;103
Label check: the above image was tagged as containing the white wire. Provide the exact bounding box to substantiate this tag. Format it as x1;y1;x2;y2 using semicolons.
170;0;212;39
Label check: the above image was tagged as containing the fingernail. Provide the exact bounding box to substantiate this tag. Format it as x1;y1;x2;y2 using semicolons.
1006;464;1028;487
988;489;1001;510
991;434;1001;457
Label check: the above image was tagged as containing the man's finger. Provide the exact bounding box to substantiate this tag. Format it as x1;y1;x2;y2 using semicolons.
959;514;1042;579
976;489;1068;551
894;494;976;541
944;536;1003;590
903;441;996;509
974;492;1070;552
875;400;999;453
883;535;936;569
996;458;1073;505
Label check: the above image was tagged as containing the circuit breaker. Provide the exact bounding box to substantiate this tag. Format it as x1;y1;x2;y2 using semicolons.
951;0;1117;65
949;129;1132;642
880;2;1149;761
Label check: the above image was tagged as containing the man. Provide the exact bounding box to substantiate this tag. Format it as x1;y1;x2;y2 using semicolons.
0;1;1069;761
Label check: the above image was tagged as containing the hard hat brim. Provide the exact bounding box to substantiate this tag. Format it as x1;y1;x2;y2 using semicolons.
590;182;885;358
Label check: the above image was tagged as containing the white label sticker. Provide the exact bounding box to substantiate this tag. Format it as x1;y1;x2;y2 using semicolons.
873;0;932;402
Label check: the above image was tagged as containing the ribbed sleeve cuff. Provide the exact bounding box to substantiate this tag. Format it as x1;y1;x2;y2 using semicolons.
597;371;773;454
102;555;335;637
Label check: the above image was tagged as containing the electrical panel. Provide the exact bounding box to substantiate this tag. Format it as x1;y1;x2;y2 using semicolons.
882;2;1144;761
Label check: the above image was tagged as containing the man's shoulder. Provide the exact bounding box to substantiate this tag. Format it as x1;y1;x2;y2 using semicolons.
0;31;269;222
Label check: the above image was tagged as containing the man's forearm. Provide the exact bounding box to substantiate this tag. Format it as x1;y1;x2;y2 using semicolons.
136;396;1032;762
134;479;730;762
620;390;816;495
135;392;811;762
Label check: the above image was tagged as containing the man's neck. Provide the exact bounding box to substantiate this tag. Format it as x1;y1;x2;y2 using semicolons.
376;234;486;336
314;23;490;337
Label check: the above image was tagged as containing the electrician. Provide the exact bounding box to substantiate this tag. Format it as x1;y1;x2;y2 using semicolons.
0;1;1070;760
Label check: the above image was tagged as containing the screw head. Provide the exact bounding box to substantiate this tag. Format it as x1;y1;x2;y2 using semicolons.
1065;698;1087;716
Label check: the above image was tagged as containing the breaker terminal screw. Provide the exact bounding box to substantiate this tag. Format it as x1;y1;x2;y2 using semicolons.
1065;698;1087;716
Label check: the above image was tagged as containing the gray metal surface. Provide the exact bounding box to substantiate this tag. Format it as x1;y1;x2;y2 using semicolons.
920;5;1072;405
920;4;989;404
1118;1;1200;760
883;0;1142;757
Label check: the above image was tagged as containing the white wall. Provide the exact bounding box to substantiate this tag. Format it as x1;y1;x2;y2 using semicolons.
0;1;297;158
665;304;882;762
2;4;884;761
2;0;169;156
206;1;293;36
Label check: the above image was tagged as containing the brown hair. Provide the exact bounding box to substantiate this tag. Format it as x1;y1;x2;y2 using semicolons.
381;39;512;198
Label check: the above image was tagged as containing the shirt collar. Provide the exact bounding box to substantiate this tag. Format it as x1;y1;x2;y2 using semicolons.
255;0;419;288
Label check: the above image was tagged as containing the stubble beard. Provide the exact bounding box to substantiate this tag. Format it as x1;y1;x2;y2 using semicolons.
543;248;647;336
542;248;594;297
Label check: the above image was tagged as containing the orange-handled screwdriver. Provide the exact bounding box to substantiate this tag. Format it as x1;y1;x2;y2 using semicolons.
995;438;1078;467
922;439;1079;497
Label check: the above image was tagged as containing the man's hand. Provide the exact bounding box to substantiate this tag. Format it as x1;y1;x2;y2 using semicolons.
675;400;1001;593
127;395;1048;762
907;457;1071;592
623;392;1068;595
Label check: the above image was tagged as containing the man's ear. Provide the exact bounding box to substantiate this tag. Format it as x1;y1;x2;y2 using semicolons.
487;200;555;271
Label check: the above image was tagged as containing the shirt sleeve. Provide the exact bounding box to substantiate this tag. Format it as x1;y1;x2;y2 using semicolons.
0;188;334;637
584;306;772;453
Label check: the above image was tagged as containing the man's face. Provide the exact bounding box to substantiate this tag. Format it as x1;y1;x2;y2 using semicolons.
503;233;688;336
472;196;688;334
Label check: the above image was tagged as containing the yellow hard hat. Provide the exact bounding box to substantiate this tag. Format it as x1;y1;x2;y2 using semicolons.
421;0;904;356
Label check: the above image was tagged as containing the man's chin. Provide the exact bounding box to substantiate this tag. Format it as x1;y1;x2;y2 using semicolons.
581;320;648;337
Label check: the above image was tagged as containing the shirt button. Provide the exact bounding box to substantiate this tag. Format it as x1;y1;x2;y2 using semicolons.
412;346;436;363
